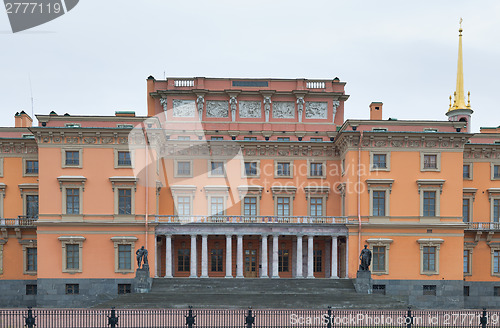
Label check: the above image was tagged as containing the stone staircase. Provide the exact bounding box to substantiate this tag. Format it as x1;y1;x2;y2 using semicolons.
95;278;408;309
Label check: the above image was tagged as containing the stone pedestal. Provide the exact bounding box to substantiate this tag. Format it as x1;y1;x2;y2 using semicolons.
134;265;152;293
354;270;372;294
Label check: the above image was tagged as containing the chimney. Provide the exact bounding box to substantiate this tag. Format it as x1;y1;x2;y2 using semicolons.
369;102;383;120
15;111;33;127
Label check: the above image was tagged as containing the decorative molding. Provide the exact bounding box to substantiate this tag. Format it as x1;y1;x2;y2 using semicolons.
332;100;340;122
196;96;204;118
296;97;304;122
57;176;87;191
172;99;196;117
305;102;328;119
229;97;238;121
160;97;168;111
263;97;271;122
239;101;261;119
206;101;229;118
272;102;295;119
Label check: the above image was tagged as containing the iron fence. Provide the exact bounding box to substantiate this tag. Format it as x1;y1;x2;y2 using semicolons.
0;307;498;328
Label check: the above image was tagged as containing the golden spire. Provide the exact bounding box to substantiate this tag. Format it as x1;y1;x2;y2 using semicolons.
450;18;471;111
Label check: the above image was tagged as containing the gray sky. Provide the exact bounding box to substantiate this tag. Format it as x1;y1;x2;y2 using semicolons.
1;0;499;132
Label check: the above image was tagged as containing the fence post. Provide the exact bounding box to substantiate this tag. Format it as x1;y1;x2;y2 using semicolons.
480;308;488;328
107;307;119;327
405;307;413;328
185;306;196;328
245;307;255;328
24;306;36;328
326;306;333;328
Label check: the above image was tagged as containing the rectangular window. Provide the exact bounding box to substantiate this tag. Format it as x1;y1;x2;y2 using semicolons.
210;162;224;176
372;246;385;272
372;191;386;216
26;247;37;272
65;284;79;295
310;163;323;177
118;189;132;215
464;286;470;297
276;162;290;177
210;137;224;140
26;160;38;174
118;244;131;270
372;154;387;169
26;195;38;218
210;249;223;272
313;249;322;272
178;249;190;272
276;197;290;216
494;250;500;274
494;287;500;297
423;285;436;296
65;151;80;166
177;161;191;176
244;137;257;141
244;197;257;216
26;284;37;295
177;196;191;216
244;162;258;176
373;285;386;295
423;246;436;272
463;198;470;223
66;188;80;215
423;191;436;217
118;284;131;294
117;151;131;166
494;165;500;179
423;155;437;169
463;164;471;178
178;136;190;140
278;249;289;272
277;137;290;142
210;197;224;216
66;244;79;270
464;249;470;274
494;199;500;223
310;138;323;142
310;197;323;216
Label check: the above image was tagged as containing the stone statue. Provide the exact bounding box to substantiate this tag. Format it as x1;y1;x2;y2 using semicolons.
264;97;271;122
230;97;237;122
297;97;304;123
136;246;149;269
196;95;204;119
359;245;372;271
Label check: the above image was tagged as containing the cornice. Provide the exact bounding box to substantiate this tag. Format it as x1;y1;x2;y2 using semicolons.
463;144;500;160
0;138;38;155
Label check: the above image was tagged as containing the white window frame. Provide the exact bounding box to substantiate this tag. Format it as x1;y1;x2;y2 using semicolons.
420;152;441;172
307;160;326;178
463;244;474;276
271;186;297;217
237;185;263;216
242;196;259;217
417;180;445;218
487;189;500;223
208;161;226;177
109;177;137;219
489;243;500;277
62;148;83;169
304;186;330;216
20;239;37;275
0;157;3;177
462;194;474;223
18;184;38;217
22;158;39;177
0;183;5;219
58;236;85;274
171;185;197;217
242;160;260;178
366;179;393;217
111;236;137;274
0;239;5;275
174;159;193;178
275;160;293;178
204;185;229;216
463;162;473;180
57;176;86;218
114;149;134;169
417;238;444;275
370;151;391;171
491;163;500;180
366;238;393;275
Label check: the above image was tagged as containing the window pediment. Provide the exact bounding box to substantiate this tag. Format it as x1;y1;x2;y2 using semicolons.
417;179;445;194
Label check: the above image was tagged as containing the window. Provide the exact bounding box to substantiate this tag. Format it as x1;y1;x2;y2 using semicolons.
494;250;500;274
111;236;137;273
493;199;500;223
423;191;436;217
244;162;258;177
210;197;224;216
117;151;131;166
176;196;191;216
313;249;322;272
118;244;132;270
278;248;289;272
372;128;388;132
423;285;436;296
25;160;38;174
26;195;38;218
463;164;471;179
243;197;257;216
276;161;292;178
65;151;80;166
464;249;471;274
277;137;290;142
464;286;470;297
118;284;131;294
211;136;224;140
210;161;225;176
58;236;85;273
372;191;386;216
310;197;323;216
26;247;37;272
65;123;81;128
176;161;191;176
244;137;257;141
372;246;385;272
373;285;386;295
421;153;440;171
373;154;386;169
178;249;190;272
178;136;190;140
366;238;392;275
66;244;80;270
118;189;132;215
494;165;500;179
310;138;323;142
66;188;80;215
424;155;437;169
463;198;470;223
66;284;79;295
423;246;436;272
494;287;500;297
26;285;37;295
309;162;324;177
211;248;223;272
276;197;290;216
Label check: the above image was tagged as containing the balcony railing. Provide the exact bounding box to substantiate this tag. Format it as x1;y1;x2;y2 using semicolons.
0;216;37;227
466;222;500;231
155;215;347;224
306;81;326;89
174;79;195;87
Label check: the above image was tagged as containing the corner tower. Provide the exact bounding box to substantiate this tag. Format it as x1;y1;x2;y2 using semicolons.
446;19;473;132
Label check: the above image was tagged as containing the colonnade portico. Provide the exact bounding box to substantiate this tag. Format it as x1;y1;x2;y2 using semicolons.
156;224;348;279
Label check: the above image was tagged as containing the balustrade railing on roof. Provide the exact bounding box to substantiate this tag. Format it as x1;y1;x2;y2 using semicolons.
174;79;195;87
0;216;37;227
155;215;346;224
306;81;326;89
466;221;500;230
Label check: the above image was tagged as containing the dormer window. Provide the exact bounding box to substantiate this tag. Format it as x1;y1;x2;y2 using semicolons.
65;123;81;128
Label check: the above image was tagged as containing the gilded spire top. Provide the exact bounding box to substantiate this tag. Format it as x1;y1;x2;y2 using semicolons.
449;18;471;111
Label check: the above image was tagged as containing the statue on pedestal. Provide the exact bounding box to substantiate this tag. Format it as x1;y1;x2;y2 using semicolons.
136;246;149;269
359;245;372;271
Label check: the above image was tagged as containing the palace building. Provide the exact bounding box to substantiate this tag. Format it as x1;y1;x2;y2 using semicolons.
0;26;499;309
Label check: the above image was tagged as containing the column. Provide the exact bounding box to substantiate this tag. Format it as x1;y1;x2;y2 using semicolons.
225;234;233;278
236;235;244;278
155;237;159;278
190;234;197;278
165;234;173;278
272;234;279;278
345;236;349;279
296;235;303;278
331;236;338;278
201;234;208;278
307;235;314;278
260;235;268;278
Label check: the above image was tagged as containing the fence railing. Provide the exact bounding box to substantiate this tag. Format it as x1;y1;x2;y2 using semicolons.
155;215;347;224
0;307;497;328
466;222;500;230
0;216;37;227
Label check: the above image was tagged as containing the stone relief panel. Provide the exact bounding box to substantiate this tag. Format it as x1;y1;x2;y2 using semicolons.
272;102;295;119
172;99;196;117
206;101;229;118
305;102;328;119
239;101;262;118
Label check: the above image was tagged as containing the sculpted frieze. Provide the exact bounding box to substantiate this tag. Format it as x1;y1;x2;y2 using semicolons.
206;101;229;118
305;102;328;119
272;102;295;119
172;99;196;118
239;101;261;118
